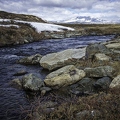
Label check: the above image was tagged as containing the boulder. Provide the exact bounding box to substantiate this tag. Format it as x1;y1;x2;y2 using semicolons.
85;43;111;59
109;75;120;88
93;77;112;90
94;53;111;61
44;65;86;89
70;77;96;93
40;48;86;70
84;66;116;78
18;54;42;65
22;73;44;91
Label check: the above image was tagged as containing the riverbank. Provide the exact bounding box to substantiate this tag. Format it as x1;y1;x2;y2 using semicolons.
11;35;120;120
0;35;116;120
0;21;120;47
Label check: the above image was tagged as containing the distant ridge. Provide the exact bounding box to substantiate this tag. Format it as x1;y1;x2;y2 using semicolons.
0;11;46;23
55;16;120;24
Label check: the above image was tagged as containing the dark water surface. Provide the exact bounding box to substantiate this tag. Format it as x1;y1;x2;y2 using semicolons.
0;35;114;120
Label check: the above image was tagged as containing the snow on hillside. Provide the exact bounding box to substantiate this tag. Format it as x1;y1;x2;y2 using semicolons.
0;19;74;32
29;22;74;32
0;24;19;28
57;16;112;24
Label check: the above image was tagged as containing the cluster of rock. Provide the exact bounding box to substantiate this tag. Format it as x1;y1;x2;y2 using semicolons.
12;36;120;96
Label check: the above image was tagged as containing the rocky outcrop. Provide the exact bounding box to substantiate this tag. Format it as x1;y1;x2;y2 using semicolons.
85;43;111;59
109;75;120;88
84;66;116;78
44;65;86;89
18;54;42;65
40;48;86;70
22;73;44;91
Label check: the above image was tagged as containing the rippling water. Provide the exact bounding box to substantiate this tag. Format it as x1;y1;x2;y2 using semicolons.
0;35;114;120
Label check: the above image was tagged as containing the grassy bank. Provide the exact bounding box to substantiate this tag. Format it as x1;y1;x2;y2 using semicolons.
58;23;120;35
0;21;45;46
22;87;120;120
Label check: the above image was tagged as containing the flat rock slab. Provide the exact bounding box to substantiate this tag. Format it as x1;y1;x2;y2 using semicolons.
95;53;111;61
105;43;120;50
40;48;86;70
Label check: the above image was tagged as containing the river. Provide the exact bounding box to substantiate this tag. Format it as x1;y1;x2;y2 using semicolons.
0;35;114;120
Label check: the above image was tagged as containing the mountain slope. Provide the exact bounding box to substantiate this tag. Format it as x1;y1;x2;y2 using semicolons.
0;11;46;23
58;16;112;24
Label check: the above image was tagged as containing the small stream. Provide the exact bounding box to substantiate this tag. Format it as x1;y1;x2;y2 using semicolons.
0;35;114;120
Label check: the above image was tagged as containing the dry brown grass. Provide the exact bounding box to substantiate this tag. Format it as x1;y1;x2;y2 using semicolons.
58;23;120;35
21;87;120;120
0;22;45;46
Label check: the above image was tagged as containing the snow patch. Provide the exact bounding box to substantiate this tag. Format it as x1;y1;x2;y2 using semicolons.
0;24;19;28
29;22;74;32
0;19;74;32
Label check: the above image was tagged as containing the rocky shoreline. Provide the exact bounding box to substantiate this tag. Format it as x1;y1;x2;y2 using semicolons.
10;35;120;120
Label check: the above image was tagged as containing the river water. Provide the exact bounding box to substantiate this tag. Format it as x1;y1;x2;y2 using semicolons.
0;35;114;120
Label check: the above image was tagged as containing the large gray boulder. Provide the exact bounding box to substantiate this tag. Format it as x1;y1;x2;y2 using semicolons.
84;66;116;78
85;43;111;59
40;48;86;70
44;65;86;89
18;54;42;65
109;75;120;88
22;73;44;91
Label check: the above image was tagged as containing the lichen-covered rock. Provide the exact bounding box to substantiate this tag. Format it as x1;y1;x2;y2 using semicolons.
84;66;116;78
40;48;86;70
18;54;42;65
44;65;86;89
109;75;120;88
85;43;111;59
22;73;44;91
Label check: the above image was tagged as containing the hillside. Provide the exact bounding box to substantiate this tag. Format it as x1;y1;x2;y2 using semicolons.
0;11;46;23
0;11;74;46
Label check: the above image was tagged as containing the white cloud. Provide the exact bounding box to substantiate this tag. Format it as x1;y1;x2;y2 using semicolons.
0;0;120;21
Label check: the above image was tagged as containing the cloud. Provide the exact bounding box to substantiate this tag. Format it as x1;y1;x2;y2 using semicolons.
0;0;120;21
30;0;97;9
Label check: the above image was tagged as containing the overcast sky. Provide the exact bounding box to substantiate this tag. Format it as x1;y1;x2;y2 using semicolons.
0;0;120;21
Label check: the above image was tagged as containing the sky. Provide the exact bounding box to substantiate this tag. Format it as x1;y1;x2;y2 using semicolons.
0;0;120;22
